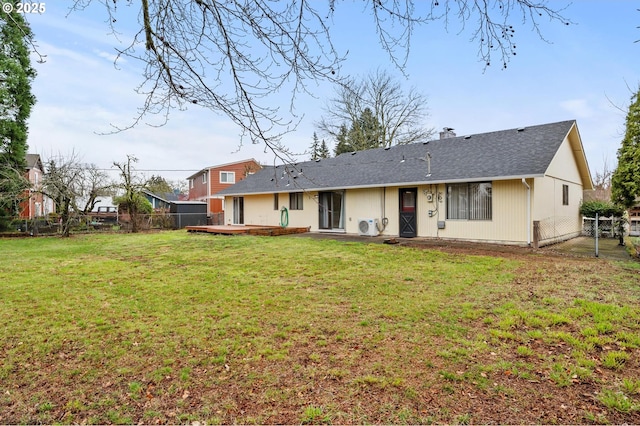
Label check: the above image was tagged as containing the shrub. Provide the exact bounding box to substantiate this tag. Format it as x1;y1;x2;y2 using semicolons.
579;200;624;218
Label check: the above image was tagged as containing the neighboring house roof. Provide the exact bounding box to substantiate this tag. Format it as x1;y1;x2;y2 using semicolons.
143;189;180;203
186;158;260;180
25;154;43;171
219;120;593;196
142;189;205;205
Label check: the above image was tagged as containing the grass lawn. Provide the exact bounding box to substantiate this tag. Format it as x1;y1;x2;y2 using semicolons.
1;231;639;424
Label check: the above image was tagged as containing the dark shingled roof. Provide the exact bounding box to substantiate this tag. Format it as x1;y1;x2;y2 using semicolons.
219;120;578;195
25;154;42;169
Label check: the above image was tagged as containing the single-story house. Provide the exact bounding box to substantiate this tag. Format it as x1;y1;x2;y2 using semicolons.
217;120;594;247
142;189;207;228
143;189;179;211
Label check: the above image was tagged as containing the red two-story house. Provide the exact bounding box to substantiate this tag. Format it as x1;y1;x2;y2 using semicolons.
19;154;53;219
187;159;261;222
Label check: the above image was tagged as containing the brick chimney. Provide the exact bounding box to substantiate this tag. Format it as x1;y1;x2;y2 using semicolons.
439;127;456;139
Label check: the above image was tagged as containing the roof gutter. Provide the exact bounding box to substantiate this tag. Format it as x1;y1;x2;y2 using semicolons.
522;178;531;246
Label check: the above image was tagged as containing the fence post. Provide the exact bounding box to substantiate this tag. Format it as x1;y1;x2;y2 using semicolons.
595;213;599;257
533;221;540;249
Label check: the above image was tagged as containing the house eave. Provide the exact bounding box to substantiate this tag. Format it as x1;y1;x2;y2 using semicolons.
218;174;546;196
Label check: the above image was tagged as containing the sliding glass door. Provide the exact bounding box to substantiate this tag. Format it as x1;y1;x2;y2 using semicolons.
318;191;344;231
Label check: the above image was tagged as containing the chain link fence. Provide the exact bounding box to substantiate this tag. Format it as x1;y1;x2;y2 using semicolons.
0;211;209;236
581;216;618;238
533;216;581;246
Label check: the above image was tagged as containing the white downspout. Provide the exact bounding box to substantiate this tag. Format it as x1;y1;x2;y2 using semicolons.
521;178;531;246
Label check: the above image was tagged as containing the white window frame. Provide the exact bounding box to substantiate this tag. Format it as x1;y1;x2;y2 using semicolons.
202;172;207;184
220;171;235;184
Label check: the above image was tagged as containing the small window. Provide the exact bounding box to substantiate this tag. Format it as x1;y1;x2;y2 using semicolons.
220;171;235;184
189;179;194;189
562;184;569;206
273;193;279;210
289;192;303;210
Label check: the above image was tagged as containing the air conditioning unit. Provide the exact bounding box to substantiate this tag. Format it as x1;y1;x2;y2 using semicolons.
358;218;380;236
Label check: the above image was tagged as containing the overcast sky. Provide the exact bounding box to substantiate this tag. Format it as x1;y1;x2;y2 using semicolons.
23;1;640;184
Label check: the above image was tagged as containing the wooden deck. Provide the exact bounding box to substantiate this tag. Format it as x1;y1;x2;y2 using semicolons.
185;224;310;236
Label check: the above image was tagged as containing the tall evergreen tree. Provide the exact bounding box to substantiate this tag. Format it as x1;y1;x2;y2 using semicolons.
0;4;36;220
334;124;352;156
611;88;640;209
348;107;381;151
0;5;36;168
318;139;330;159
310;132;320;161
334;108;383;155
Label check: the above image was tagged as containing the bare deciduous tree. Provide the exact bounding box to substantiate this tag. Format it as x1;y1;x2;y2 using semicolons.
113;155;149;233
78;164;113;214
42;153;113;236
70;0;570;154
588;158;614;202
42;152;85;237
317;69;435;149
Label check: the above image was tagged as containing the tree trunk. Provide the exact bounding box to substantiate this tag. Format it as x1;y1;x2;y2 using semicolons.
61;198;71;237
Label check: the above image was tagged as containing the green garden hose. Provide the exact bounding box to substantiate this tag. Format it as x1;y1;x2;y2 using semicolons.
280;206;289;228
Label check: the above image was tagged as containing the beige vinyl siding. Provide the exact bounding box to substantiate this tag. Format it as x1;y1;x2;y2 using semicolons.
227;192;319;229
227;194;271;226
532;175;584;223
285;192;318;228
343;188;388;235
437;180;528;244
531;176;582;242
226;175;580;245
417;184;443;238
530;136;584;243
545;136;582;185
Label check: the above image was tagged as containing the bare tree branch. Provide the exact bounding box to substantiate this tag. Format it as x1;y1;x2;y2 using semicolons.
318;69;435;149
68;0;571;157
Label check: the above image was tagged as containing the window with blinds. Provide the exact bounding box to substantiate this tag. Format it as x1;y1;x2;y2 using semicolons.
289;192;303;210
446;182;492;220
